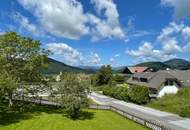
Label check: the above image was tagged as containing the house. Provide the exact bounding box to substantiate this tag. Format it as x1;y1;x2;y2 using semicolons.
127;70;190;97
122;66;151;74
56;72;62;82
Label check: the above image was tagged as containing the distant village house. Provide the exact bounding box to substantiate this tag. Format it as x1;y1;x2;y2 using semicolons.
122;66;152;74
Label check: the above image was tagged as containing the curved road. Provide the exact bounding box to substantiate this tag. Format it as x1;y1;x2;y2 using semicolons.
89;92;190;130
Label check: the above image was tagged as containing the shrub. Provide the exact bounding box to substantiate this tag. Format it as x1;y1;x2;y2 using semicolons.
128;86;150;104
102;84;150;104
178;104;190;117
147;88;190;118
177;87;190;97
102;85;129;101
114;74;125;83
115;87;129;101
93;65;113;86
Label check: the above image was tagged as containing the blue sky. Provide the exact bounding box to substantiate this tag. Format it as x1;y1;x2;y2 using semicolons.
0;0;190;66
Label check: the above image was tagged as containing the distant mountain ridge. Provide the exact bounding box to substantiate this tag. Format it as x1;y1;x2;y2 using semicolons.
135;58;190;71
164;58;190;70
43;58;190;75
42;58;94;74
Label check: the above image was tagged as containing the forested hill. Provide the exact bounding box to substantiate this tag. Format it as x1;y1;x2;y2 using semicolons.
164;58;190;70
135;58;190;71
42;58;94;74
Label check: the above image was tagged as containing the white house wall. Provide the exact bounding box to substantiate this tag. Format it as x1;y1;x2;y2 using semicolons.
158;85;178;97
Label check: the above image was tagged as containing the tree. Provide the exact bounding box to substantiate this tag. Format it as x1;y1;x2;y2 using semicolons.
58;73;89;118
0;32;49;108
93;65;113;86
128;86;150;104
114;74;125;83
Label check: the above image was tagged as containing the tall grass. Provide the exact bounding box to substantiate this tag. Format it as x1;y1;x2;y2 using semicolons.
147;88;190;117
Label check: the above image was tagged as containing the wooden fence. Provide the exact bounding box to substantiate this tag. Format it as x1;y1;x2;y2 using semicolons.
14;97;172;130
89;104;172;130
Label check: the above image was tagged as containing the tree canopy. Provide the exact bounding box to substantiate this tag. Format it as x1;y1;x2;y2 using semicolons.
57;73;89;118
0;32;49;107
92;65;113;86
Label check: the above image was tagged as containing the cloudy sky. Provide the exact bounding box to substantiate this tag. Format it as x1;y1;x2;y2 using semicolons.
1;0;190;66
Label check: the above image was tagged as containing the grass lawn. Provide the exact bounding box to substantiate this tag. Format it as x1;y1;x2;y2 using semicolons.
146;88;190;118
0;104;148;130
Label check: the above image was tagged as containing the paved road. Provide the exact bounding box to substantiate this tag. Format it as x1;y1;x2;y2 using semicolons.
89;92;190;130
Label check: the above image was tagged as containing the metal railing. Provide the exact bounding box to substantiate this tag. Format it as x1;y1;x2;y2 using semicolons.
89;104;172;130
13;96;172;130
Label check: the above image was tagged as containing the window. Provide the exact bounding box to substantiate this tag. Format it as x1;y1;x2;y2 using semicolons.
132;77;139;81
140;78;148;82
164;80;174;86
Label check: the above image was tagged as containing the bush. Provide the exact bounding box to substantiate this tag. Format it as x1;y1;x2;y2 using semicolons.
93;65;113;86
114;74;125;83
102;85;129;101
177;87;190;97
115;87;129;101
128;86;150;104
178;105;190;117
102;84;150;104
147;88;190;118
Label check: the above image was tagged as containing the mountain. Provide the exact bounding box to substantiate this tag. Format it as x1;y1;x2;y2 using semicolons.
42;58;94;74
78;65;100;73
113;66;126;73
135;58;190;71
164;58;190;70
135;61;171;71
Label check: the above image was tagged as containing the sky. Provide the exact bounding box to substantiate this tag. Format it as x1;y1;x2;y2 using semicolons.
0;0;190;67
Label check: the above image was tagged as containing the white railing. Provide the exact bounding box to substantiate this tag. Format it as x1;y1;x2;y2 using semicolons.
89;104;172;130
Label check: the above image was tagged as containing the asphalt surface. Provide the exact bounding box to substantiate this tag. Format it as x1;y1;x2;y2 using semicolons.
89;92;190;130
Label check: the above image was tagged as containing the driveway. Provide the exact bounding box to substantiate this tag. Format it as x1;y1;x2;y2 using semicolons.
89;92;190;130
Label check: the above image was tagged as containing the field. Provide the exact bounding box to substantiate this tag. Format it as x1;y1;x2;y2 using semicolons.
147;88;190;118
0;104;148;130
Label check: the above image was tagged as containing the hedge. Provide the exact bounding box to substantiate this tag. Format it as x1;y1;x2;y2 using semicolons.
102;84;150;104
102;86;129;101
128;86;150;104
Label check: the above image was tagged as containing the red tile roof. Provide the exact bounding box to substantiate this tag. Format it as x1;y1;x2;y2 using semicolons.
128;67;148;73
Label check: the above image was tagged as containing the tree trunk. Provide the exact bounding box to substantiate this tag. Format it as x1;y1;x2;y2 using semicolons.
8;93;13;108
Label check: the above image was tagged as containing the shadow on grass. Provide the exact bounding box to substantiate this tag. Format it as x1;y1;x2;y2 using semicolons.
66;111;95;121
0;101;95;126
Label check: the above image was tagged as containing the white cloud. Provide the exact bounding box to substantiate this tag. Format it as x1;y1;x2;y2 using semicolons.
157;22;184;41
17;0;124;41
127;22;190;62
87;52;101;65
127;42;176;61
114;54;120;57
88;0;124;41
46;43;101;65
183;42;190;52
46;43;83;65
109;53;120;65
127;42;154;57
109;58;114;63
18;0;89;40
125;17;153;42
182;26;190;40
157;22;184;54
162;37;182;54
0;31;5;35
13;13;40;36
161;0;190;19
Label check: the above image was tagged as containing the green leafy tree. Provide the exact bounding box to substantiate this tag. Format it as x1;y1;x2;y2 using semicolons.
128;86;150;104
94;65;113;86
0;32;49;108
58;73;89;118
114;74;125;83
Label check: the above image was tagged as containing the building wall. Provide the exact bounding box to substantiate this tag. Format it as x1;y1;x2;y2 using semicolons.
158;85;178;97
